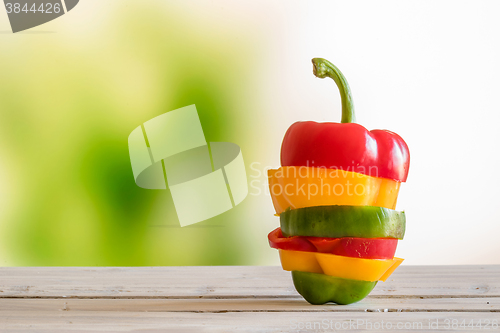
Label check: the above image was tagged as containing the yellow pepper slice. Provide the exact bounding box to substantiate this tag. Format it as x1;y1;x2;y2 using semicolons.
268;167;400;215
279;249;403;282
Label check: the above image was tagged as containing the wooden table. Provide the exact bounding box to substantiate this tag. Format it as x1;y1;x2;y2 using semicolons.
0;266;498;332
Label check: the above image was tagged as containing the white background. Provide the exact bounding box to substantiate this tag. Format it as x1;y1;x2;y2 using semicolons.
252;0;500;265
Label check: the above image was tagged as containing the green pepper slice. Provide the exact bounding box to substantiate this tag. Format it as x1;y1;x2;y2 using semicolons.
292;271;378;305
281;205;405;239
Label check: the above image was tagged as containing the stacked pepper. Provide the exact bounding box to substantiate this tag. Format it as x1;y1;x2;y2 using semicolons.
267;58;410;305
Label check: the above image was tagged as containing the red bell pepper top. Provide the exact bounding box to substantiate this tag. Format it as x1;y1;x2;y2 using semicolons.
279;58;410;182
280;122;410;182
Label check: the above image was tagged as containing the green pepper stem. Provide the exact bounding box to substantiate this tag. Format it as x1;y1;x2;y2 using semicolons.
312;58;355;123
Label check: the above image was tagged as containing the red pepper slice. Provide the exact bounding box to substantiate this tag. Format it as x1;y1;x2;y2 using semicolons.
268;227;398;259
268;227;317;252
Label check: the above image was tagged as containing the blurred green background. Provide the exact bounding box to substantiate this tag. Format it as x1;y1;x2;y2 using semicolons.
0;0;279;266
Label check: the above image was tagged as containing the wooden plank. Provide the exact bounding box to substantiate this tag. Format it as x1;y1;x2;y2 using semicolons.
1;265;499;298
0;266;499;332
0;297;498;313
1;311;499;332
